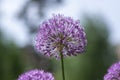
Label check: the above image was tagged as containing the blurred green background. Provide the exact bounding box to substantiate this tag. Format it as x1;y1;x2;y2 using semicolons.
0;0;120;80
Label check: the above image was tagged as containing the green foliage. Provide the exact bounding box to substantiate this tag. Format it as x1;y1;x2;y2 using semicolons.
0;43;25;80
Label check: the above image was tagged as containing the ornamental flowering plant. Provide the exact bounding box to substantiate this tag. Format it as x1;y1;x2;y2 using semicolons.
104;61;120;80
34;14;87;80
35;14;87;59
17;69;54;80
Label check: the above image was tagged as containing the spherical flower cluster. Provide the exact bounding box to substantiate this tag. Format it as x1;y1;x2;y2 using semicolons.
104;61;120;80
35;14;87;59
17;69;55;80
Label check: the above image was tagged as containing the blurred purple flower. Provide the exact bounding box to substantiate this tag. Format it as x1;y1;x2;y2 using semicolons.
35;14;87;59
17;69;55;80
104;61;120;80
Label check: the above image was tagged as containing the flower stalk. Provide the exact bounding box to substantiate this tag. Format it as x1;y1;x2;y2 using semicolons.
60;52;65;80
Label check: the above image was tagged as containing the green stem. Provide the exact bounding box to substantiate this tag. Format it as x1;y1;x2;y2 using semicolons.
60;52;65;80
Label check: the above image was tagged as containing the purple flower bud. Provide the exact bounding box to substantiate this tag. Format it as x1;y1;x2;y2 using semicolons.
104;61;120;80
35;14;87;59
17;69;55;80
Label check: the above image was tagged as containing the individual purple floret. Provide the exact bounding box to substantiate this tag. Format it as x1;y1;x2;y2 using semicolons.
35;14;87;59
104;61;120;80
17;69;55;80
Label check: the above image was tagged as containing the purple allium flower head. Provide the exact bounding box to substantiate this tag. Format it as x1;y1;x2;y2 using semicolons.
17;69;55;80
104;61;120;80
35;14;87;59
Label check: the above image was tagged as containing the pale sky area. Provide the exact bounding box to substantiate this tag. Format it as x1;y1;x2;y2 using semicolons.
0;0;120;47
